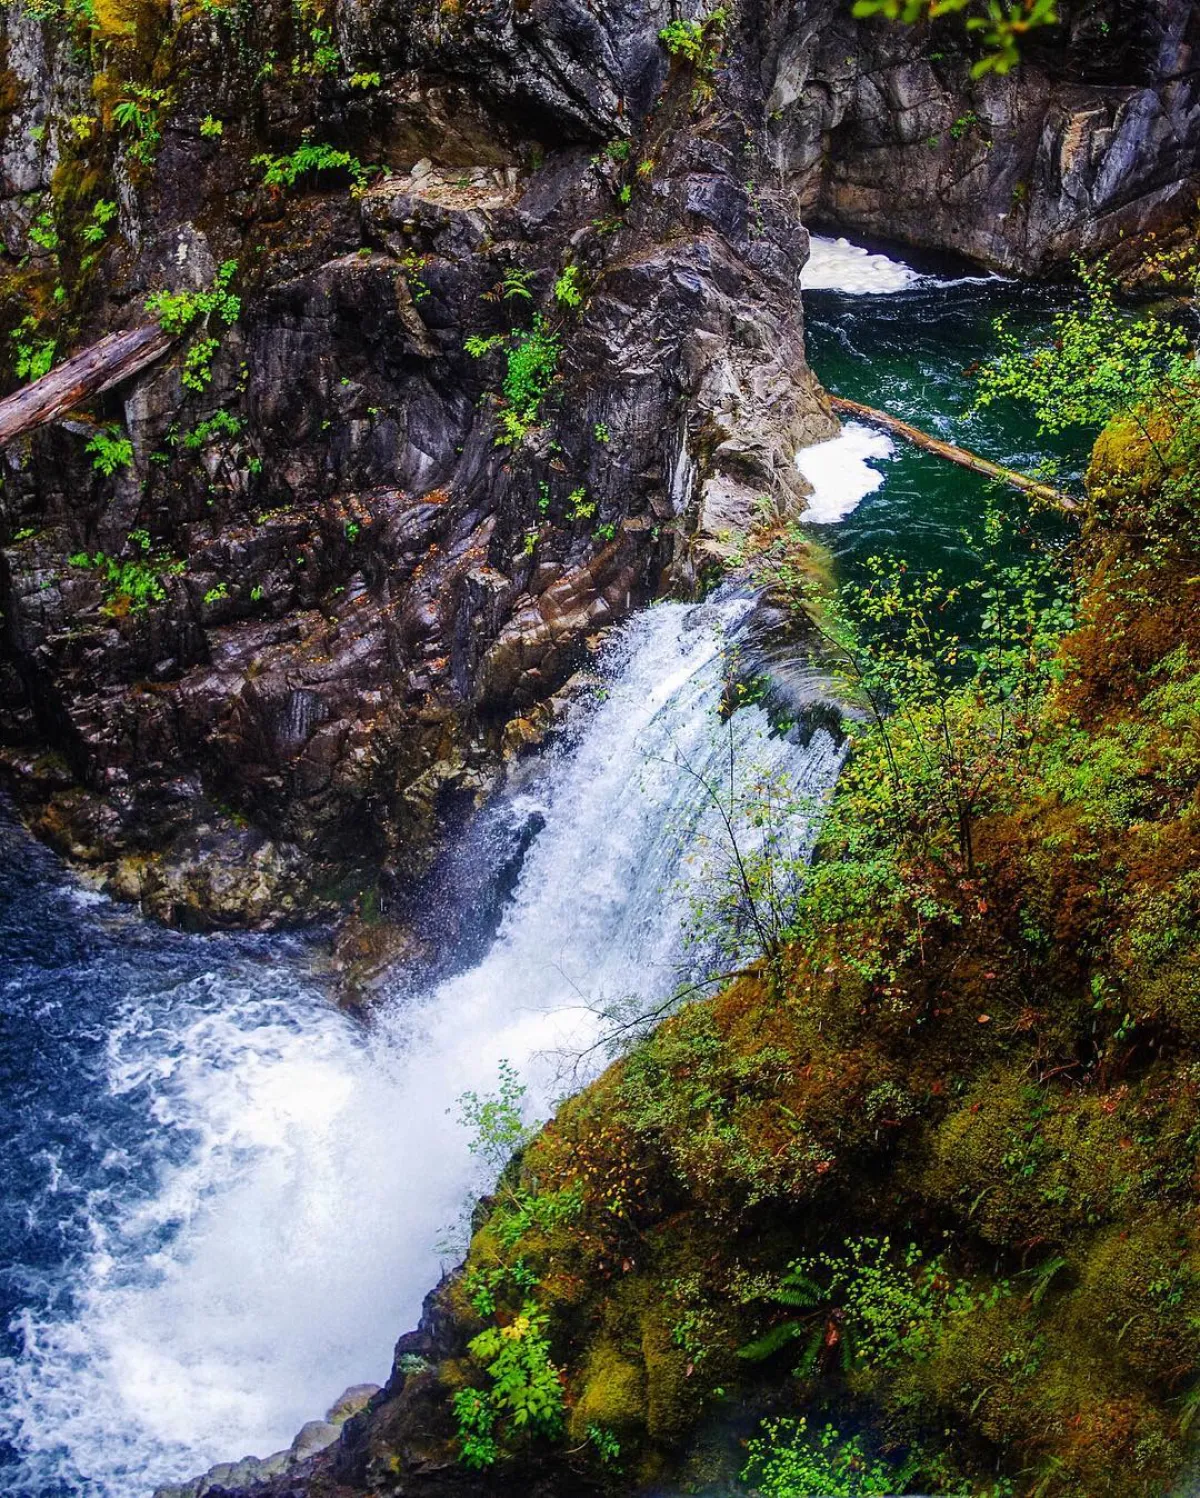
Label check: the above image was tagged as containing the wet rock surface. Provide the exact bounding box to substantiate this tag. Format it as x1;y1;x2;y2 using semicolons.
0;0;836;929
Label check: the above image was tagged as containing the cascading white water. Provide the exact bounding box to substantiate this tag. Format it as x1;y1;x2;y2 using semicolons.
0;594;842;1498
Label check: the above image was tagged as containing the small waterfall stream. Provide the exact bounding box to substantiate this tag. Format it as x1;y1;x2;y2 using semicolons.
0;595;841;1498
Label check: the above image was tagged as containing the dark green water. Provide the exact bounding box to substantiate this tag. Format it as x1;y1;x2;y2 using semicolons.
803;275;1089;581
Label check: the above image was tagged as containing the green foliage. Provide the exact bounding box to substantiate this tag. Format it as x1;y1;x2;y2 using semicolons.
742;1417;915;1498
146;262;240;393
349;70;382;88
85;426;133;476
464;1258;540;1317
586;1423;621;1466
554;265;583;308
457;1060;531;1171
11;317;56;382
200;115;224;139
482;316;560;446
203;583;230;604
973;261;1200;559
658;8;728;70
183;410;244;450
112;86;170;166
253;143;372;189
593;421;611;443
795;1237;1004;1370
566;486;596;520
974;261;1191;438
850;0;1058;77
452;1387;498;1469
80;198;118;245
771;510;1074;982
68;543;183;616
454;1303;564;1467
491;1182;585;1252
500;267;534;301
146;261;240;337
28;210;58;253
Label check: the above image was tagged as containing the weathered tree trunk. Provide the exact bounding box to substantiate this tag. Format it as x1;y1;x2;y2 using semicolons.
827;393;1077;511
0;324;176;448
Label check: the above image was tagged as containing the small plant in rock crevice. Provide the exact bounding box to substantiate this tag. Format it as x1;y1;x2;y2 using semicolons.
85;426;134;475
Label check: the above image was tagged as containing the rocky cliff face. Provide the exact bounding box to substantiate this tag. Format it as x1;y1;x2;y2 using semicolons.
0;0;1195;935
0;0;835;930
775;0;1200;274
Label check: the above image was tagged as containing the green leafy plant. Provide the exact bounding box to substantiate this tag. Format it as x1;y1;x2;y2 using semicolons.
566;486;596;521
67;545;183;616
453;1302;564;1469
11;317;56;382
457;1059;531;1171
658;7;728;70
253;142;372;190
85;426;134;476
200;114;224;139
349;70;382;88
183;410;244;450
850;0;1058;76
28;209;58;253
586;1423;621;1466
112;85;170;165
80;198;118;245
468;316;560;446
742;1417;917;1498
501;267;535;301
146;261;240;392
553;265;583;308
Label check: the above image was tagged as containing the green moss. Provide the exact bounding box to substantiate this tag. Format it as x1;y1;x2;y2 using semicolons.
568;1341;646;1444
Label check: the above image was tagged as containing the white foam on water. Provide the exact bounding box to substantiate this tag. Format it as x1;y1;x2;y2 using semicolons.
796;421;896;523
801;235;922;294
1;596;843;1498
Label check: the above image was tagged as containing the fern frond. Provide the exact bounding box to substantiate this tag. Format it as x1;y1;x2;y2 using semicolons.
737;1319;804;1362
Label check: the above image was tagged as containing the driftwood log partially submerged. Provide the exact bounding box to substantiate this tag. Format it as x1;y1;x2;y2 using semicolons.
0;324;176;448
827;392;1077;512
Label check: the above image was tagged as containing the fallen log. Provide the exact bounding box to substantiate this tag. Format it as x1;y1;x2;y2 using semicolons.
827;392;1077;512
0;323;176;448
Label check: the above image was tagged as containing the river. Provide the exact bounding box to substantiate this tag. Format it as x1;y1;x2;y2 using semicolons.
0;235;1077;1497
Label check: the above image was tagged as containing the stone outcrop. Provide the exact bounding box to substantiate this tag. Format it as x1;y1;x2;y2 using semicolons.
0;0;834;927
773;0;1200;274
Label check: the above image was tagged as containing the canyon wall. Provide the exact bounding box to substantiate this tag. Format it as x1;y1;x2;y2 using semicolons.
0;0;1195;932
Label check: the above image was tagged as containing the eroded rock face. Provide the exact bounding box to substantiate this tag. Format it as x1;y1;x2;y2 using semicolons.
772;0;1200;274
0;0;834;927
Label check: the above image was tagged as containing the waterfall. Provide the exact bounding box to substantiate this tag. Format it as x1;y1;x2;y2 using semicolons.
0;593;843;1498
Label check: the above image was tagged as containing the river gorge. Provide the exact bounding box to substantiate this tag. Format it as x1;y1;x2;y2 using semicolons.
1;0;1198;1493
3;239;1087;1494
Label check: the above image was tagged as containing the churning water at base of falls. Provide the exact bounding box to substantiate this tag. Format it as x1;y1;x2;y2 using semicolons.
0;595;842;1498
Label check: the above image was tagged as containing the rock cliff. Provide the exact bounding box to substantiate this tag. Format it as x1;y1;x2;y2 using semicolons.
0;0;1195;935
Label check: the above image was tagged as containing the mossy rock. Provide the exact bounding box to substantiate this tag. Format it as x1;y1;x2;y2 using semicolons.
568;1340;647;1444
925;1068;1142;1247
1073;1218;1200;1387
